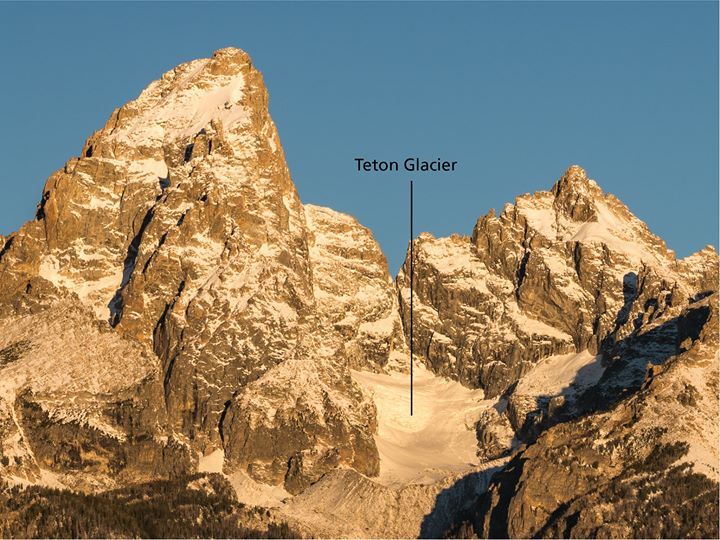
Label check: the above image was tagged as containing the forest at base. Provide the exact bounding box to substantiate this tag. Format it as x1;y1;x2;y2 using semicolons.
0;473;300;539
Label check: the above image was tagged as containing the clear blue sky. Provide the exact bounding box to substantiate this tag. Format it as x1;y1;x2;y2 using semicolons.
0;2;717;273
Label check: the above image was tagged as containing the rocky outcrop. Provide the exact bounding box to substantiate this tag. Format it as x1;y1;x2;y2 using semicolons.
305;204;405;371
222;353;380;494
475;400;515;461
0;301;193;491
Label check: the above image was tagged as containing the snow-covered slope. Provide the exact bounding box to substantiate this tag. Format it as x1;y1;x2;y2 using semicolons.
352;363;489;487
513;350;603;397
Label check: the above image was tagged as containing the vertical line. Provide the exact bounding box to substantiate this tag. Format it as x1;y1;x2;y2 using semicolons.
410;179;414;417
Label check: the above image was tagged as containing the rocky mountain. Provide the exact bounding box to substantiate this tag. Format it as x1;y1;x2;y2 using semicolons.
0;47;717;538
0;48;403;498
399;165;712;397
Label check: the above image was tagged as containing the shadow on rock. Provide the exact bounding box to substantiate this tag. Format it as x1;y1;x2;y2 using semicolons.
419;465;503;539
572;303;710;418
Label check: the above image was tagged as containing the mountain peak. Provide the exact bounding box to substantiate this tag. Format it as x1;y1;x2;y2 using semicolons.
552;164;599;195
562;164;588;182
207;47;253;75
78;47;269;164
211;46;250;60
550;164;602;221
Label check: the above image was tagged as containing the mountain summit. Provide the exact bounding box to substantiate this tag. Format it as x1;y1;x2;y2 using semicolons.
0;49;716;538
0;47;403;497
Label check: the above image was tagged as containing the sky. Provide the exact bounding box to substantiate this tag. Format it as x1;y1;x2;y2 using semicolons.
0;2;717;273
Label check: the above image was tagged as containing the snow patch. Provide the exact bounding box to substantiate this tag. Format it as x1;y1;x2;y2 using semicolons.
128;158;169;181
358;313;396;337
352;363;492;487
227;470;291;508
198;448;225;473
515;350;604;397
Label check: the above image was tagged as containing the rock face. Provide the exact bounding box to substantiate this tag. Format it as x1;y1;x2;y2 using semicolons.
394;165;719;539
0;47;401;494
304;204;406;372
451;294;719;539
0;301;192;491
399;165;715;400
397;233;575;398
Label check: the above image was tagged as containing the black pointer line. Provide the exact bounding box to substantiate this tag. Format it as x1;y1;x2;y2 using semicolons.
410;179;414;417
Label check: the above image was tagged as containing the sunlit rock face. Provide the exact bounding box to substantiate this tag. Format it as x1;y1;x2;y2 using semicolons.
398;165;714;398
0;47;402;493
